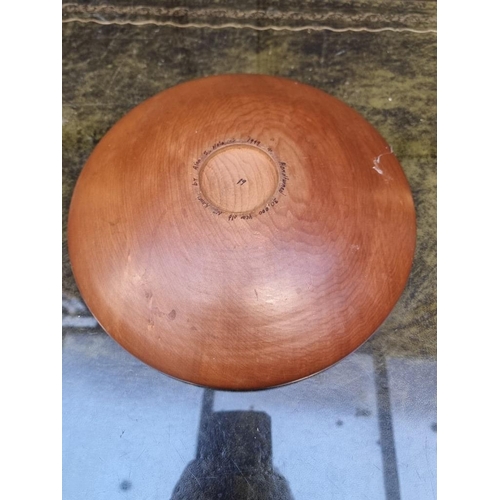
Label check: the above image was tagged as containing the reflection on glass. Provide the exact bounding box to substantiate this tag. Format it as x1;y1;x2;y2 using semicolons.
171;390;294;500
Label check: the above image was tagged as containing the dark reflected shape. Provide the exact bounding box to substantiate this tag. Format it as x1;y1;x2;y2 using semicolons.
120;480;132;491
171;391;293;500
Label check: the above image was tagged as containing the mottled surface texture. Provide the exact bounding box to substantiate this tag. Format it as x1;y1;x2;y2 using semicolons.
62;1;436;362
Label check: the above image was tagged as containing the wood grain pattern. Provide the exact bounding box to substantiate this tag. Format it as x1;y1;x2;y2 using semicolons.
68;74;416;390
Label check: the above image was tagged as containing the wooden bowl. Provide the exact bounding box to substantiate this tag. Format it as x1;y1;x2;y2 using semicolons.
68;74;416;390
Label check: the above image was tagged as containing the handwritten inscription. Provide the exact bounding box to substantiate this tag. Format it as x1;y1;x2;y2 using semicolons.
278;162;289;194
258;197;279;216
193;138;237;171
192;137;288;220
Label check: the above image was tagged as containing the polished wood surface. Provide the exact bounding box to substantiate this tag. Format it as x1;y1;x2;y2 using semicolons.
68;74;416;390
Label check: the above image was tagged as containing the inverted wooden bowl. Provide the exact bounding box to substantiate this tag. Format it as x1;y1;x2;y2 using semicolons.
68;74;416;390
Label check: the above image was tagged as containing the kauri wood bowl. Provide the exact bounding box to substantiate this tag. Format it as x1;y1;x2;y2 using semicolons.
68;74;416;390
